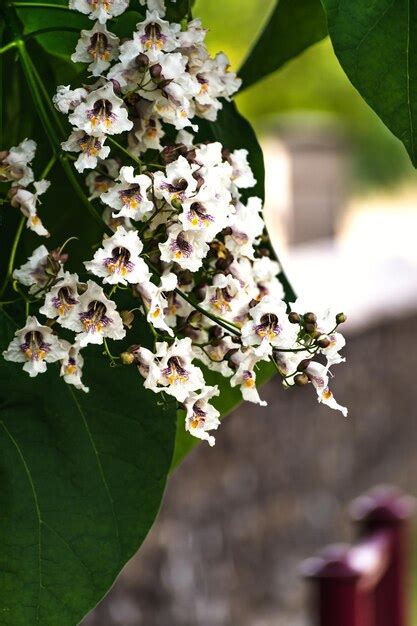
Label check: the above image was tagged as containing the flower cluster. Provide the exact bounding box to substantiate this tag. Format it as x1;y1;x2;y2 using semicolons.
0;139;50;236
55;0;240;171
1;0;348;447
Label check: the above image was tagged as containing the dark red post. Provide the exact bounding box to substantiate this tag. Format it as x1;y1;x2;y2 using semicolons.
302;544;368;626
302;486;414;626
350;486;415;626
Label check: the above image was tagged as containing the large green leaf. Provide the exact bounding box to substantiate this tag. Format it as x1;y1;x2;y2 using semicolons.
0;22;178;625
322;0;417;167
239;0;328;91
0;309;176;626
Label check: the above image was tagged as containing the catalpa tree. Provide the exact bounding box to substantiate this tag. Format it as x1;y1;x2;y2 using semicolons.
0;0;409;623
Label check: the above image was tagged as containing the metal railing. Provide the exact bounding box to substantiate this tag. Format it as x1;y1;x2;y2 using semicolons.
302;486;415;626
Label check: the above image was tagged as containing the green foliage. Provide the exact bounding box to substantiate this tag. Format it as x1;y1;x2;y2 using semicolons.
0;308;176;626
321;0;417;167
239;0;328;90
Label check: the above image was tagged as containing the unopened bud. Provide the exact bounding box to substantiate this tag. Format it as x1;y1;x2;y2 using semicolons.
304;322;317;334
303;312;317;324
336;312;347;325
294;373;309;386
177;270;193;286
225;348;239;361
297;359;311;372
109;79;122;95
135;53;149;69
171;197;182;211
187;310;203;327
317;336;331;349
209;325;223;340
288;312;300;324
120;310;135;329
150;63;162;79
120;351;134;365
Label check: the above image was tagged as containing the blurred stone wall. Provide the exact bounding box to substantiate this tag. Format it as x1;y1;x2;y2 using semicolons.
83;314;417;626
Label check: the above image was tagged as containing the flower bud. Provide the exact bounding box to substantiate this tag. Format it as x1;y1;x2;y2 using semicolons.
288;312;300;324
209;325;223;340
294;373;309;386
120;351;134;365
109;79;122;95
297;359;311;372
317;336;331;349
135;53;149;69
120;310;135;330
304;322;317;334
336;312;347;324
303;312;317;324
150;63;162;79
177;270;193;286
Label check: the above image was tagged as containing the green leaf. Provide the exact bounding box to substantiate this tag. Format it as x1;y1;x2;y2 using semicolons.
0;309;176;626
15;4;88;59
239;0;328;90
321;0;417;167
0;38;177;625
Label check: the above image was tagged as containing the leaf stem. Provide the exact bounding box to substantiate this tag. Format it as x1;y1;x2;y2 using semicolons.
0;40;17;55
0;215;25;298
12;2;71;10
107;137;143;171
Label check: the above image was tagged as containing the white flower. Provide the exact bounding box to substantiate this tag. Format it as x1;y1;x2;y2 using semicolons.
119;11;180;64
139;0;166;16
69;82;133;136
252;256;284;300
144;337;205;402
126;344;161;379
241;296;295;349
62;280;126;347
60;340;89;392
184;386;220;446
228;148;256;189
39;271;80;321
318;332;346;366
101;166;153;220
11;180;50;237
153;94;197;131
13;244;51;292
85;226;150;285
193;334;235;377
226;197;265;259
53;85;88;114
200;274;244;320
129;114;164;154
135;272;177;336
230;343;272;406
71;22;119;76
176;129;195;147
86;158;119;198
306;362;348;417
1;138;36;187
69;0;129;24
3;316;67;377
154;155;198;205
179;192;230;239
62;130;110;173
177;18;206;48
159;225;209;271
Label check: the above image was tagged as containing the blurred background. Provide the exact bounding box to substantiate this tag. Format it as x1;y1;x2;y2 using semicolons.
83;1;417;624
